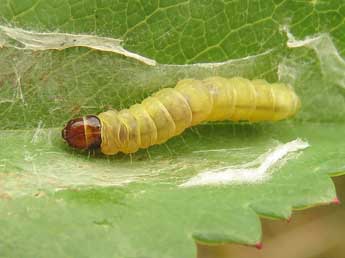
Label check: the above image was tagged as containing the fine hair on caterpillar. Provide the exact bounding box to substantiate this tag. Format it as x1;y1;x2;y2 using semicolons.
62;76;301;155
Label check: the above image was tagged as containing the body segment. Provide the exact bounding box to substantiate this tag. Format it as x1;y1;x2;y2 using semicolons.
95;77;300;155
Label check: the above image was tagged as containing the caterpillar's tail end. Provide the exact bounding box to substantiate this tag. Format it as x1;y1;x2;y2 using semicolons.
62;115;102;150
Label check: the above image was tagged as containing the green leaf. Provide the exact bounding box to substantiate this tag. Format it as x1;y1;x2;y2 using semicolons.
1;1;345;257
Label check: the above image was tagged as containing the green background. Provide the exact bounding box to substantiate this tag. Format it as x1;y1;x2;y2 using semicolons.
1;1;345;257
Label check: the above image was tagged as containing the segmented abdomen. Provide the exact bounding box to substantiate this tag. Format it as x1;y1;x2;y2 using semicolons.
98;77;300;155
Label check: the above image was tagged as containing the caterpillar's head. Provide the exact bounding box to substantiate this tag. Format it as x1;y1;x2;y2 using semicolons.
62;115;102;150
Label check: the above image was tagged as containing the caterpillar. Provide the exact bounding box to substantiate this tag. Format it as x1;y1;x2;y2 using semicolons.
62;76;301;155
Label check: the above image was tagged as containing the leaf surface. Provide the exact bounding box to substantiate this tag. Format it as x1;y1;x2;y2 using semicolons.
1;1;345;257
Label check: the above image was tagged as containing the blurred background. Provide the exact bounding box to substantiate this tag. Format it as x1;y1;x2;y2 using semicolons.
198;175;345;258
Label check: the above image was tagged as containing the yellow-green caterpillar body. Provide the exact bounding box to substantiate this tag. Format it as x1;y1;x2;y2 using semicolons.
96;77;300;155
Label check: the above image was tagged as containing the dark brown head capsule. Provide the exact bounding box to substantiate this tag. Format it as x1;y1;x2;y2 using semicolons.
62;115;102;150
